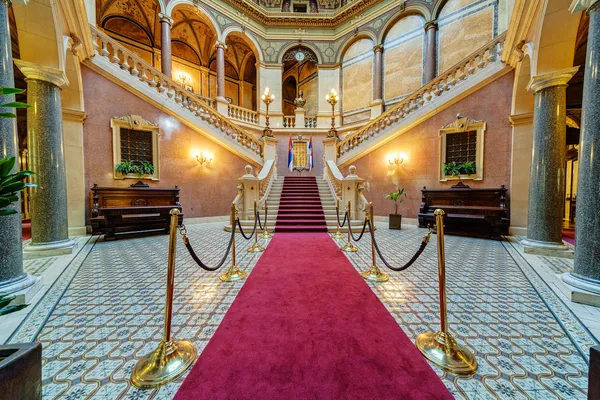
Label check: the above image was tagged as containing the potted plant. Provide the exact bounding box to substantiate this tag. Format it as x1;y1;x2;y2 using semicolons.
115;160;155;179
443;161;476;178
384;188;407;230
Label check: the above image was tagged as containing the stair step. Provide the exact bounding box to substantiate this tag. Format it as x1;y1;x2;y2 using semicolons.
274;225;328;233
276;219;326;226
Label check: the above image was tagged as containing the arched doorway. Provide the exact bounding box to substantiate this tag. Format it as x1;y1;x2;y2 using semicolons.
281;46;319;118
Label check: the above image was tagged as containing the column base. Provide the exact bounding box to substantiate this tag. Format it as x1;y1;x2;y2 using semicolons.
23;238;77;260
559;272;600;307
0;274;42;303
370;100;383;119
521;238;574;258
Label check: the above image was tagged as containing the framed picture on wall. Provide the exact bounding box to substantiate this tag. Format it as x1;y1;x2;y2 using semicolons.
184;84;193;93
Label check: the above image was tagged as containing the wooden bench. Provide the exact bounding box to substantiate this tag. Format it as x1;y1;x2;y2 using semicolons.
90;182;183;240
418;183;509;239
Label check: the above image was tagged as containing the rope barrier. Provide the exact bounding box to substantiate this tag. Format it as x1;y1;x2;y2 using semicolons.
336;203;348;228
257;205;267;231
181;227;235;271
236;209;259;240
349;212;369;242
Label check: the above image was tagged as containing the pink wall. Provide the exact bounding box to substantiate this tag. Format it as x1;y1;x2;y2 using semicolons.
82;66;253;221
349;72;514;218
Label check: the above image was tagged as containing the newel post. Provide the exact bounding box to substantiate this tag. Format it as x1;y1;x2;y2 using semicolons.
262;136;278;162
342;165;365;220
323;136;338;162
237;165;259;220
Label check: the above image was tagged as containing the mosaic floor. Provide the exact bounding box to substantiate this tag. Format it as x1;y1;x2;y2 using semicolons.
3;223;598;399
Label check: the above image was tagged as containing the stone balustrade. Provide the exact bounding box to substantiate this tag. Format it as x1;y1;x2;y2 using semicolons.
89;25;264;159
336;33;506;159
283;116;296;128
228;104;259;125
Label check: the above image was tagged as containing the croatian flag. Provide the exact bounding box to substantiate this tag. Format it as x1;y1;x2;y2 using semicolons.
308;137;314;171
288;135;294;172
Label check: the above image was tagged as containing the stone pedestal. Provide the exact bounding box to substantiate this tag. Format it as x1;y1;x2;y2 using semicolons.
0;2;39;297
521;67;578;258
262;136;278;161
14;60;76;259
159;14;173;78
323;137;338;162
342;165;366;220
562;0;600;304
294;108;305;128
237;165;259;221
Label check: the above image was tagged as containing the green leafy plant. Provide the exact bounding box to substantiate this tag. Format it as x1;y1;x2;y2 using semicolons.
115;160;155;178
443;161;476;176
0;157;35;216
0;292;28;316
384;188;407;215
0;87;31;119
140;161;155;175
115;160;134;175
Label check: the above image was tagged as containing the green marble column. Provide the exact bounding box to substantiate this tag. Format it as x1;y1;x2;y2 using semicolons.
563;0;600;299
521;67;578;257
14;60;76;257
0;1;38;296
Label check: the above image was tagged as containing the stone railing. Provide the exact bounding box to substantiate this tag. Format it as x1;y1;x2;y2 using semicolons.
283;116;296;128
336;32;507;159
324;159;343;203
305;117;317;128
257;159;276;210
89;25;264;160
228;103;259;125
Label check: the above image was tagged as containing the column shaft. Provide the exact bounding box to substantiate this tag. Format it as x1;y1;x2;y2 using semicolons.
216;43;226;99
0;1;25;287
26;78;70;245
159;16;173;78
424;22;438;83
373;45;383;101
572;2;600;286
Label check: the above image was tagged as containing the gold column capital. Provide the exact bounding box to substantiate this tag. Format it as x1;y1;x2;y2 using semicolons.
373;44;384;53
158;13;174;25
424;20;438;31
215;41;228;50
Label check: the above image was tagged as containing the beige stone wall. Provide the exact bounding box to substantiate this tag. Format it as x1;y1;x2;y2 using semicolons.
438;0;495;73
342;38;373;113
383;16;425;102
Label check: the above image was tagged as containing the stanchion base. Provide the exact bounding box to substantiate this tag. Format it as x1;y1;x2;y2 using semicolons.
130;339;197;389
341;242;358;252
219;265;248;282
259;232;273;239
416;331;478;375
332;231;345;239
247;242;265;252
361;265;389;282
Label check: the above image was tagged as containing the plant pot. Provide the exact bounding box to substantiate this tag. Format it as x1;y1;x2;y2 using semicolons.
389;213;402;230
0;342;42;399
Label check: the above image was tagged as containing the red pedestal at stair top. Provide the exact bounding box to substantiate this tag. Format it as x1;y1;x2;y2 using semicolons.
275;176;327;233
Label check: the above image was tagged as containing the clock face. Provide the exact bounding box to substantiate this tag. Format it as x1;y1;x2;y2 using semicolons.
295;52;305;62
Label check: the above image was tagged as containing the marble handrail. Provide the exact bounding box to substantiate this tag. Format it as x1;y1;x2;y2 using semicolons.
336;32;507;159
257;159;276;210
324;160;343;202
89;25;264;160
228;103;259;125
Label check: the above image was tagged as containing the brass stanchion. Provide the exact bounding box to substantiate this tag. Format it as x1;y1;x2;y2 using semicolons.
416;209;478;375
220;203;248;282
332;199;345;239
248;200;265;253
259;203;273;239
131;208;197;389
341;200;358;252
361;202;389;282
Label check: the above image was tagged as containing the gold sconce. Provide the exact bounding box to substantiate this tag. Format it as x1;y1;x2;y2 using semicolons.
388;153;405;166
196;153;213;166
326;88;339;139
178;72;191;86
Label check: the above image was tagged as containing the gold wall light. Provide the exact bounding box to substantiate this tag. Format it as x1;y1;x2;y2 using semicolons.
196;153;213;166
387;153;405;166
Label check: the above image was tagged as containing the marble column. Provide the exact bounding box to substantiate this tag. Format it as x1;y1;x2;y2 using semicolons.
563;0;600;299
216;41;226;100
0;0;38;297
521;67;578;256
424;21;438;83
14;60;76;257
159;13;173;78
373;44;383;101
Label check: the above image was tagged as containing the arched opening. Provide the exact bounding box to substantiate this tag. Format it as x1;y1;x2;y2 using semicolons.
281;46;319;117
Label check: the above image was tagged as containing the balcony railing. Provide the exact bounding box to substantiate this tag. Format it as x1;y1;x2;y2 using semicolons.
336;32;507;159
89;25;263;159
228;103;259;125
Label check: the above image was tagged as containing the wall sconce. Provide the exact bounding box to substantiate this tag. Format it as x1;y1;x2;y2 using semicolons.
196;153;213;166
178;72;191;86
388;153;405;166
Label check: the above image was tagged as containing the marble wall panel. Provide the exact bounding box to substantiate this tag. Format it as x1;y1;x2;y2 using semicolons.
225;80;239;105
384;39;424;101
349;72;514;219
439;7;494;72
299;77;318;116
81;66;252;221
438;0;480;17
342;38;373;113
172;61;202;94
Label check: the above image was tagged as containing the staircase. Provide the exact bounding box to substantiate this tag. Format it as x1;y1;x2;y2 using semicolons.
274;177;327;233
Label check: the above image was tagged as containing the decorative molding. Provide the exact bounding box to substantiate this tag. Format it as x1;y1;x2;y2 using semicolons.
424;20;437;31
439;114;486;182
373;44;383;53
569;0;600;13
158;13;174;25
13;59;69;88
62;108;87;122
110;115;160;181
509;112;533;127
527;67;580;93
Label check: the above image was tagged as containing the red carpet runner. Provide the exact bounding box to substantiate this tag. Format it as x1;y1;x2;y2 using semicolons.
174;233;453;400
275;176;327;233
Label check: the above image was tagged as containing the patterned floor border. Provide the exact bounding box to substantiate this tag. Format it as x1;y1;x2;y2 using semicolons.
6;236;99;344
501;238;599;361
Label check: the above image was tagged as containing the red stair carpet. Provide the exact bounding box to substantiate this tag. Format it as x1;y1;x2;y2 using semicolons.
275;176;328;233
174;233;453;400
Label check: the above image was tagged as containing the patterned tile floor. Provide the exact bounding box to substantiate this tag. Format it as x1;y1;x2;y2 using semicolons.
3;223;598;399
